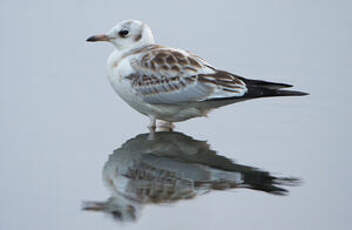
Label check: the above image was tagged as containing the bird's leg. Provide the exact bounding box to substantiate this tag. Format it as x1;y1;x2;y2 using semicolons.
147;116;156;140
157;120;175;132
148;116;156;131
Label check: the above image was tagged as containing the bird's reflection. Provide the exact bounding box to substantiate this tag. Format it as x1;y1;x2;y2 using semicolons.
82;131;300;222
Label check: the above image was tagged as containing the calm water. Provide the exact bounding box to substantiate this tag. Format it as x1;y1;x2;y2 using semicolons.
1;1;351;229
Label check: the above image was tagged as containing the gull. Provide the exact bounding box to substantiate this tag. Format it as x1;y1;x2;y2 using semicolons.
86;19;308;133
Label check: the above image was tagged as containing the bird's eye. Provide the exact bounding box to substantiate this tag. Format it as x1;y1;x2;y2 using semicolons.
119;30;129;37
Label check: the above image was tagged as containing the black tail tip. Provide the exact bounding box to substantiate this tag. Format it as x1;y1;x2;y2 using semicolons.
293;91;309;96
276;90;309;97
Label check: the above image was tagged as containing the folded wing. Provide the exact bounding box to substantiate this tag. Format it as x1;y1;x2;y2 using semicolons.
127;47;248;104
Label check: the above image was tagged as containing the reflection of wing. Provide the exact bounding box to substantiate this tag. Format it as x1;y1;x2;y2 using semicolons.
131;132;298;194
128;46;247;104
106;132;299;196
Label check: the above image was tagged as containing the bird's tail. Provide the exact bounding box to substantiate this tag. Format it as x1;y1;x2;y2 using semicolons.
243;79;309;98
201;77;308;109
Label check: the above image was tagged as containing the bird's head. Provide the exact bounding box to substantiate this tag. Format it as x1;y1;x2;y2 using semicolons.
86;19;155;51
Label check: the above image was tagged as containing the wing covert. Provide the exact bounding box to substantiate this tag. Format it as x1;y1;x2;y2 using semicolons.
127;47;247;104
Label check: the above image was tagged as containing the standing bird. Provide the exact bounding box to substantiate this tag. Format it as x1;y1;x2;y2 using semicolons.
87;20;307;133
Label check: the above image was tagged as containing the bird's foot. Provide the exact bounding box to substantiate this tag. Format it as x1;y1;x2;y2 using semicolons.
157;120;175;132
147;125;156;140
147;116;156;140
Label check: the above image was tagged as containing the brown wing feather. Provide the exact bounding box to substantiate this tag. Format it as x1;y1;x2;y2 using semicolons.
127;47;248;103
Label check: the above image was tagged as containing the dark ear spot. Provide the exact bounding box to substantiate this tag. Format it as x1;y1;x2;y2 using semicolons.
134;33;142;42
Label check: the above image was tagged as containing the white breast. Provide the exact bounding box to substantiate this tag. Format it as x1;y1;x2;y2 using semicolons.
107;53;142;110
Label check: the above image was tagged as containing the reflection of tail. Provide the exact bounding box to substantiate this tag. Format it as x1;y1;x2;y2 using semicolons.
194;165;300;196
243;78;309;98
239;171;301;195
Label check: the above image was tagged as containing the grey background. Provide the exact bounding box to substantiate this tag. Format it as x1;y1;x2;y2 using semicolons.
1;0;351;229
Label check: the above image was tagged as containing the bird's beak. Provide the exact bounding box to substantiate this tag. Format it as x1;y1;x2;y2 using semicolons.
86;34;110;42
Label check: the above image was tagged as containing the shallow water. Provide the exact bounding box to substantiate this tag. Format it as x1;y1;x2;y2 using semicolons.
1;1;351;229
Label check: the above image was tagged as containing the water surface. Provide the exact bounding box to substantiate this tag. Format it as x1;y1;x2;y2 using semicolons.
1;1;351;229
